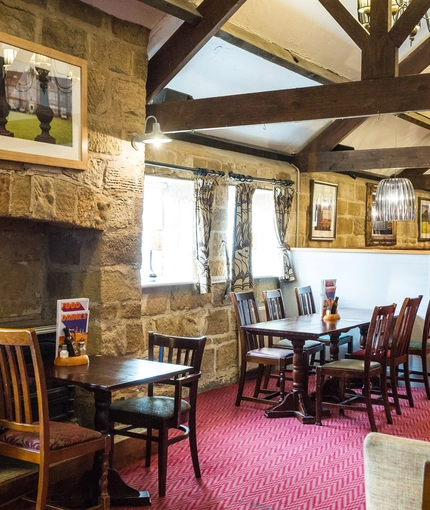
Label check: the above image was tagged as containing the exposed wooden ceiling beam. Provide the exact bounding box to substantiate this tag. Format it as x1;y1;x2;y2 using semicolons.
397;112;430;130
136;0;202;24
307;146;430;173
397;167;430;190
147;73;430;132
217;23;349;86
399;36;430;75
147;0;247;102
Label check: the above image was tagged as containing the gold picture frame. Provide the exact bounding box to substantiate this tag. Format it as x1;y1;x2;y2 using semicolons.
418;197;430;242
0;32;87;170
365;183;396;246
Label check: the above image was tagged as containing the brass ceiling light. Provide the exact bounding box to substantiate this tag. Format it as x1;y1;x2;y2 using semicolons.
357;0;430;42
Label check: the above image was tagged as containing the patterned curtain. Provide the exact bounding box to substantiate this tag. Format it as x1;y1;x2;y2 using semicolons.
195;176;218;294
231;182;256;291
273;185;295;281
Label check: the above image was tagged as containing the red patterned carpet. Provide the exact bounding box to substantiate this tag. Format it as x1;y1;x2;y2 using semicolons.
117;379;430;510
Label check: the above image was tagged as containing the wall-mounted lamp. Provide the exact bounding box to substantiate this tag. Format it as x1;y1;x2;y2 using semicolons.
131;115;171;150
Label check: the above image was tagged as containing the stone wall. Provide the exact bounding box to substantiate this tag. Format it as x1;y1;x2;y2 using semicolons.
0;0;147;356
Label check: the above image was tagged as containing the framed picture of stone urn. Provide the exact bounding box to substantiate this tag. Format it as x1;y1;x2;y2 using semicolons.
0;32;87;170
418;197;430;242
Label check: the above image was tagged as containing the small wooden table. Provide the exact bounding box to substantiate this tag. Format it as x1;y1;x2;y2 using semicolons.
241;308;373;424
44;355;191;507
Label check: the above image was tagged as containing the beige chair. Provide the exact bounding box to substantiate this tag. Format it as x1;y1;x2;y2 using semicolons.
364;432;430;510
0;328;110;510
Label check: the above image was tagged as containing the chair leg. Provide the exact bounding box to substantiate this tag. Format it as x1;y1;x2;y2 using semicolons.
315;368;323;426
235;361;247;406
363;379;377;432
347;337;353;355
403;361;414;408
422;353;430;400
381;369;393;425
96;448;110;510
146;428;153;467
188;412;201;479
253;364;265;398
262;365;272;389
390;366;402;415
36;459;50;510
158;427;169;497
320;347;326;366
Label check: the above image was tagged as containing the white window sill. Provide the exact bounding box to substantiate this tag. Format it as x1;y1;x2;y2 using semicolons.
142;279;197;289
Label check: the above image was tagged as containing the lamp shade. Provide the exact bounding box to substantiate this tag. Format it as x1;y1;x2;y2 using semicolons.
374;177;416;222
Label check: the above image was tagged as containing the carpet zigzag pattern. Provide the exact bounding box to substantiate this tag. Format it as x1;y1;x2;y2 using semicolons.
118;380;430;510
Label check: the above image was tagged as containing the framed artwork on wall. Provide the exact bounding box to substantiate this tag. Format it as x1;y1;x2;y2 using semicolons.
0;32;87;170
309;180;338;241
365;183;396;246
418;197;430;241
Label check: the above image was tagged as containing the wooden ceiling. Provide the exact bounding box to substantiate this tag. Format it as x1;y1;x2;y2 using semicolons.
135;0;430;188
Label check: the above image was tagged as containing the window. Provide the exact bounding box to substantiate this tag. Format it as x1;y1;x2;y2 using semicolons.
227;187;280;278
141;176;196;284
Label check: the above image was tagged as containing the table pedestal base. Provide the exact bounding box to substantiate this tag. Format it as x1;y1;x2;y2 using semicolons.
109;468;151;506
264;391;316;424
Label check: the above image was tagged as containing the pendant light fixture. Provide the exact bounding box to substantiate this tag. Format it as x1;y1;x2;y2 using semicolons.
373;176;416;222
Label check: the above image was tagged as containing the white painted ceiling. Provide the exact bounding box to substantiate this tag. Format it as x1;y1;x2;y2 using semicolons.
82;0;430;161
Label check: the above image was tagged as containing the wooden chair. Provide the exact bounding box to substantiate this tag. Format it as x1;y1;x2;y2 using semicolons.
0;328;110;510
262;288;326;369
294;285;354;357
109;331;206;498
349;296;423;414
231;290;294;407
400;298;430;400
315;303;396;432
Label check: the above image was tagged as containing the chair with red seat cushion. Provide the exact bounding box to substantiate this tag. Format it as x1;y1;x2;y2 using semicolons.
315;303;396;432
0;328;110;510
231;290;294;407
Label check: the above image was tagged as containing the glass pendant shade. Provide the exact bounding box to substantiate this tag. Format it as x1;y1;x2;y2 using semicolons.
374;177;416;222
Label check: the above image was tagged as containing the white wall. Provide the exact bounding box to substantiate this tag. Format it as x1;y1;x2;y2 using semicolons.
281;249;430;354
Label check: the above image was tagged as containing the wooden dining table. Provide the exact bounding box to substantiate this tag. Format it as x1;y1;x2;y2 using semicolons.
44;354;192;507
241;308;374;424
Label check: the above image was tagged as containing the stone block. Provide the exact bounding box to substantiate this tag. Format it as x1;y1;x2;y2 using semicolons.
111;17;149;47
10;174;31;217
206;309;229;335
125;321;144;353
153;312;206;338
32;175;55;220
170;285;211;311
0;174;10;215
46;271;73;298
100;231;141;265
59;0;103;27
216;339;239;372
142;288;169;316
76;186;95;228
100;268;142;303
0;3;37;40
55;180;78;225
42;19;88;59
94;195;111;230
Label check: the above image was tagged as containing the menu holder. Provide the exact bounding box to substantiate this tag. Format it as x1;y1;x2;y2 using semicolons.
54;354;89;366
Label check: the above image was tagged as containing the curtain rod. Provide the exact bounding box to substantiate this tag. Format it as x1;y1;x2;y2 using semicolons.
145;160;294;187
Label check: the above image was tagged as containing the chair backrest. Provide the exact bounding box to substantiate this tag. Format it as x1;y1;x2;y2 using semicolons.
391;295;423;359
0;328;49;450
420;299;430;352
364;304;397;364
262;289;286;321
231;290;265;355
294;286;317;316
148;331;207;375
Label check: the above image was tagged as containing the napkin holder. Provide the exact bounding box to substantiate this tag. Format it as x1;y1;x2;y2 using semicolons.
54;355;89;366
